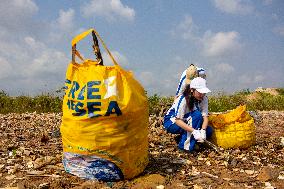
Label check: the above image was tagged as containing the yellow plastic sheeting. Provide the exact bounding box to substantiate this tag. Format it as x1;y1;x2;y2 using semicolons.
209;105;256;149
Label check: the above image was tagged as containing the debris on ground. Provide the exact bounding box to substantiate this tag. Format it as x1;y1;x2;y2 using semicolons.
0;111;283;188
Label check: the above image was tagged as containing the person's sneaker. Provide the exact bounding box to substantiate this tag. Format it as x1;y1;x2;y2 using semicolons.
194;143;200;150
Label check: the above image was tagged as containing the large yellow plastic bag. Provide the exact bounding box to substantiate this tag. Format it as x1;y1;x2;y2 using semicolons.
60;28;149;179
208;105;256;149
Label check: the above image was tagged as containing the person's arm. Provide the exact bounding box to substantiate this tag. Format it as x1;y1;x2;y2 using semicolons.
201;115;208;130
175;118;195;132
176;118;203;142
174;94;180;101
200;96;209;130
176;71;186;96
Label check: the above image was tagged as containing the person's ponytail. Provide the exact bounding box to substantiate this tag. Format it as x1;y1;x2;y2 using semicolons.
182;84;196;111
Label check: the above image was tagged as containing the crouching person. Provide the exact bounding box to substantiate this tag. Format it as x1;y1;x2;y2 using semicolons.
164;77;213;152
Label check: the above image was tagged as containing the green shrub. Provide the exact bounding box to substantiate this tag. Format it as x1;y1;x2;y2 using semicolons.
0;91;62;114
247;92;284;111
276;88;284;95
0;88;283;114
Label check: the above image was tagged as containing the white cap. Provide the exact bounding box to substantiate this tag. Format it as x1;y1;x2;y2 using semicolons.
190;77;211;94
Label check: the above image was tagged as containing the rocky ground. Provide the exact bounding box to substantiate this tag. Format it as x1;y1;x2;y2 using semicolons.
0;110;283;189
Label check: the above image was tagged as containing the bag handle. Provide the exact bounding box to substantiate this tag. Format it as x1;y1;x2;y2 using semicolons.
91;30;103;65
71;29;103;65
71;28;119;66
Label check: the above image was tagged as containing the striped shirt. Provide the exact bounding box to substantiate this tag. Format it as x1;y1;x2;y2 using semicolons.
165;94;209;124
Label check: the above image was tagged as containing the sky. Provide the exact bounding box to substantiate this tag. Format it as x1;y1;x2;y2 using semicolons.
0;0;283;96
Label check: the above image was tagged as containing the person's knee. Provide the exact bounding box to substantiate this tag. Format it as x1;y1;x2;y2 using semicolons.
167;124;183;134
164;119;182;134
163;118;171;130
206;126;213;137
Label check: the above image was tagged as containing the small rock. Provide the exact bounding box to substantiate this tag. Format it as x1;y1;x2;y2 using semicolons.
0;164;4;170
167;181;187;189
223;178;231;181
166;168;173;173
264;182;275;189
278;171;284;180
231;149;241;155
223;161;228;167
5;174;16;180
280;137;284;146
156;185;165;189
245;170;255;175
77;180;107;188
193;184;203;189
23;150;31;156
208;151;216;158
244;184;253;188
229;158;238;167
132;174;166;189
17;182;26;189
51;128;61;138
186;160;193;165
193;177;213;185
27;170;45;175
27;161;33;168
191;166;200;176
257;166;279;181
39;183;50;189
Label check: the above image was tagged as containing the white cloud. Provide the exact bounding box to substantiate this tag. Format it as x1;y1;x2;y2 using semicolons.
137;71;155;87
20;37;68;78
25;49;68;78
102;50;129;67
174;15;200;41
173;16;242;58
81;0;135;21
25;37;68;77
239;74;265;85
215;63;234;73
0;28;69;95
202;31;242;57
263;0;273;5
0;57;13;79
57;9;75;31
134;56;192;95
254;75;265;83
24;36;45;51
0;0;38;29
273;26;284;37
213;0;254;15
48;9;76;42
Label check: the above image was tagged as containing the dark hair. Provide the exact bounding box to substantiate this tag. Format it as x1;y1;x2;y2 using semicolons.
183;84;199;111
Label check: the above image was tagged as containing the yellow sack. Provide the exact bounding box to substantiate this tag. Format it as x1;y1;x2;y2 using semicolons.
209;105;256;149
60;28;149;179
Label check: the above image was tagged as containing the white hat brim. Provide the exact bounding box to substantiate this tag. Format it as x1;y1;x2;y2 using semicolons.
196;88;211;94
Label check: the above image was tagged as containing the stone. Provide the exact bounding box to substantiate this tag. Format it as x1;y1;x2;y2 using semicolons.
257;166;279;182
131;174;166;189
